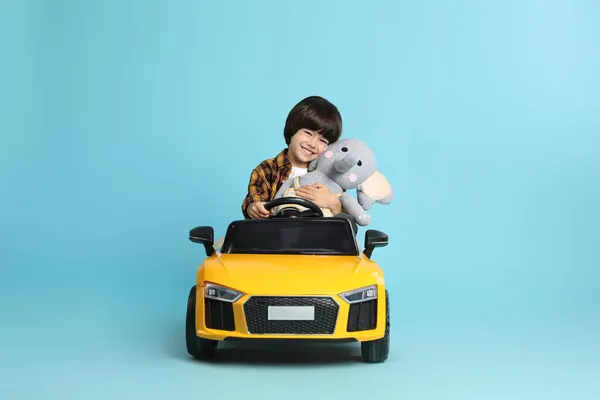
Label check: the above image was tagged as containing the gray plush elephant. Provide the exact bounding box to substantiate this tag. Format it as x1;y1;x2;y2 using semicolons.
273;138;393;226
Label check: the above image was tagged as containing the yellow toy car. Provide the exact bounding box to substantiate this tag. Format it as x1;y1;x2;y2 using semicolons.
185;197;390;363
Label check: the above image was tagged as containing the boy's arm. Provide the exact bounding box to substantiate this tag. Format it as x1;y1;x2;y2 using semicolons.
241;167;271;219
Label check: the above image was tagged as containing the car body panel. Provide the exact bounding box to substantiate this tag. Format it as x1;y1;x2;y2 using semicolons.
193;252;387;342
199;253;383;294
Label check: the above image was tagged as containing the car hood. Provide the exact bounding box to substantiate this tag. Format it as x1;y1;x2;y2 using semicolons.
202;253;382;295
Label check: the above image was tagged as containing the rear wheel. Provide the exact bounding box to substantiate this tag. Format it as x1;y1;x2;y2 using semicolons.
186;285;218;360
361;289;390;363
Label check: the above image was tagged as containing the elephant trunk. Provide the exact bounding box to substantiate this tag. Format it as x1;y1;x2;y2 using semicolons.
334;154;358;173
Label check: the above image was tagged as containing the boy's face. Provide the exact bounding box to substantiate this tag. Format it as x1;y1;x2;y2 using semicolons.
288;129;330;166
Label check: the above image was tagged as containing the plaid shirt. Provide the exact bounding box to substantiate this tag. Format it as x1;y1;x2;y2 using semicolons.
241;148;292;218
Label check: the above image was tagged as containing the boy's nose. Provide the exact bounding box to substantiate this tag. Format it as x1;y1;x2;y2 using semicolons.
308;136;320;147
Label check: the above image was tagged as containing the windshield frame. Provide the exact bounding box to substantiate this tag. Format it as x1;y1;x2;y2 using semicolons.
220;217;360;256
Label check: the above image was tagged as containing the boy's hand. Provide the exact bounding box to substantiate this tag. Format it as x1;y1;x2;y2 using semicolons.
247;201;271;219
296;183;342;213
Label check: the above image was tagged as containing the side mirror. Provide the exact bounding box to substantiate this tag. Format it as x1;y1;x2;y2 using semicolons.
363;229;388;258
189;226;215;257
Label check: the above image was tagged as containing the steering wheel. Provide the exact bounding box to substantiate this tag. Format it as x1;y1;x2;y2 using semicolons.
264;197;324;218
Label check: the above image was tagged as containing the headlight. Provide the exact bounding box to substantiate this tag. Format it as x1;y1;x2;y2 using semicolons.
204;283;243;303
340;285;377;304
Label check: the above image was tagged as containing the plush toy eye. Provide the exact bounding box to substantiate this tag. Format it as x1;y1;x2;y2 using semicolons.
341;147;348;152
357;160;362;166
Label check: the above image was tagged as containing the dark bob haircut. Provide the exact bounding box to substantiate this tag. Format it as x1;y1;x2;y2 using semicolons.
283;96;343;145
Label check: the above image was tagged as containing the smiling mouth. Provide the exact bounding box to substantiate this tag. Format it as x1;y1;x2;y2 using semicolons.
301;147;314;156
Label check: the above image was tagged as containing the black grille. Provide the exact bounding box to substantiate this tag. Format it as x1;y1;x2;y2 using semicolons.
244;296;339;334
205;298;235;331
347;299;377;332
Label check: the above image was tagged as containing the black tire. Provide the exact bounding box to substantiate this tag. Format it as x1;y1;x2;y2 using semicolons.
361;289;390;363
186;285;218;360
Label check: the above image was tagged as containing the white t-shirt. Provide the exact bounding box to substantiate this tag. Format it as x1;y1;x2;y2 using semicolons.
286;166;307;181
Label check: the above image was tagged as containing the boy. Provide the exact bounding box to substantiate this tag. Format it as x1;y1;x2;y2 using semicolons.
241;96;344;219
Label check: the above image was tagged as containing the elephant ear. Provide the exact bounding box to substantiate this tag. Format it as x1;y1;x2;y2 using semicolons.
358;171;393;206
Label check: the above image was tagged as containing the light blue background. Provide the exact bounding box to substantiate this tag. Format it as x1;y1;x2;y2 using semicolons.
2;0;599;399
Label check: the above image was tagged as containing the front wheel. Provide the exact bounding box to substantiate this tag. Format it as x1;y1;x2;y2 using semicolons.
361;290;390;363
186;285;218;360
